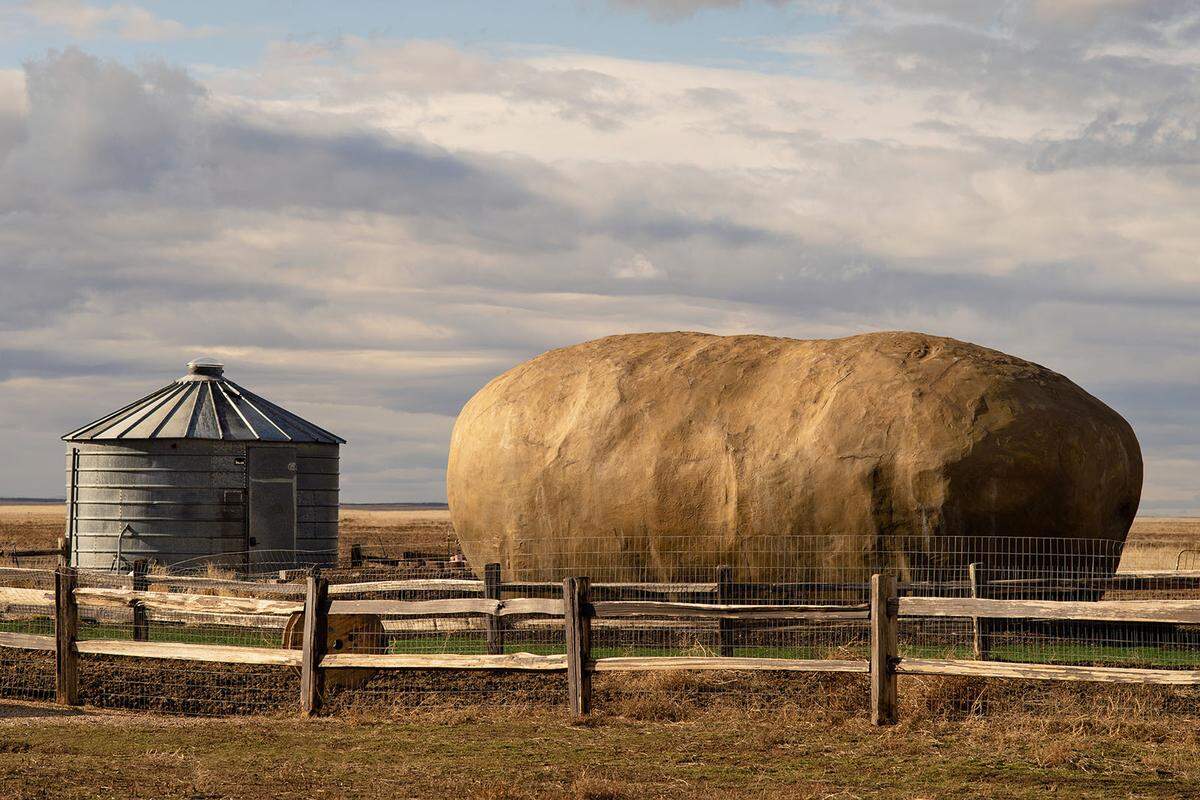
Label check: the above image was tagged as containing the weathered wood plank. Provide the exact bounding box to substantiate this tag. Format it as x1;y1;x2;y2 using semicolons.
320;652;568;670
969;562;988;660
327;579;483;596
896;659;1200;685
382;617;485;632
75;639;303;666
870;573;898;726
717;565;735;657
485;563;504;655
0;586;55;607
329;598;499;616
504;581;717;594
139;575;307;595
591;601;870;621
564;576;591;716
498;598;563;616
960;573;1200;593
75;587;303;616
899;596;1200;624
590;657;869;673
328;597;564;617
0;630;55;651
300;575;329;716
55;568;79;706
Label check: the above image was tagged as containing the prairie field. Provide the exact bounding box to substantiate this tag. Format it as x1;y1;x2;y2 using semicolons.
5;503;1200;571
0;503;460;560
3;505;1200;797
2;676;1200;799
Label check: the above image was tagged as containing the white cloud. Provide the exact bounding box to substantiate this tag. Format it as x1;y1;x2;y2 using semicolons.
605;0;768;20
612;253;667;280
17;0;220;41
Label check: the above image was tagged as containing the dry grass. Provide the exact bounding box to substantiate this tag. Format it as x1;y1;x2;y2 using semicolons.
0;504;64;555
338;507;458;559
0;503;461;563
3;674;1200;799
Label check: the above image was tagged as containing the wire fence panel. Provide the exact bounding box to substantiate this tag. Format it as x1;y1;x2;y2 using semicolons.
892;537;1200;672
0;566;56;702
77;656;299;716
1;534;1200;716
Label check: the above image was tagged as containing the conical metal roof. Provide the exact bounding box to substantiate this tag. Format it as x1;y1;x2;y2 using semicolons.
63;359;345;443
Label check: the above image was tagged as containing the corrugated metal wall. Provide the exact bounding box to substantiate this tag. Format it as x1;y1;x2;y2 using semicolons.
65;440;338;570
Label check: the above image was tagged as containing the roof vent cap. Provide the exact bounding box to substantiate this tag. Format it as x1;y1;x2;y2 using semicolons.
187;358;224;377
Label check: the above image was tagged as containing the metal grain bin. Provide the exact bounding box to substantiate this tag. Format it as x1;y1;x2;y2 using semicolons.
62;359;345;570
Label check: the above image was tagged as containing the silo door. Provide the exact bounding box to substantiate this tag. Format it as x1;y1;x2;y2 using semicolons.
247;446;296;563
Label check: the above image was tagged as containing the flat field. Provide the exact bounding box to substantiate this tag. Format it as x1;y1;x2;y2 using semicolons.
0;504;460;559
4;504;1199;570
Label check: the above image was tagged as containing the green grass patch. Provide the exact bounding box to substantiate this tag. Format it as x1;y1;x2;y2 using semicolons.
4;619;1199;669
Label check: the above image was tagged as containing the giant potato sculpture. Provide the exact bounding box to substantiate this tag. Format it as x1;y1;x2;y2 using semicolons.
447;332;1142;582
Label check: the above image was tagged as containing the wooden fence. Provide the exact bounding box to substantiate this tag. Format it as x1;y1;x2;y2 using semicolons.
4;564;1200;724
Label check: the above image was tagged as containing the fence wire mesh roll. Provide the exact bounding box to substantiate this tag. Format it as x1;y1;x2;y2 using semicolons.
2;534;1200;716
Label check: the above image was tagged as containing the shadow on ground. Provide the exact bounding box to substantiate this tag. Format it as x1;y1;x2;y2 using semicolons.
0;701;83;719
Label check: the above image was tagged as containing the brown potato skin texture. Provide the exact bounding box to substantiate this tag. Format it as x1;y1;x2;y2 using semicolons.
447;332;1142;582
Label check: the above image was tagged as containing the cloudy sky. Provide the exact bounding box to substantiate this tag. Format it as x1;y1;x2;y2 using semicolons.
0;1;1197;511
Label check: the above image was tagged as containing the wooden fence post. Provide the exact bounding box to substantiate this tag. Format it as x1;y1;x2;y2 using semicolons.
968;562;990;660
132;559;150;642
300;572;329;717
485;563;504;655
56;537;69;569
870;572;898;726
717;564;735;657
349;544;363;568
55;567;79;706
563;576;592;717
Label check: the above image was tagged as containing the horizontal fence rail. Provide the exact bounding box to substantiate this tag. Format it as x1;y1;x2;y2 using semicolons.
590;601;870;621
590;656;869;673
321;653;570;670
895;660;1200;684
899;596;1200;625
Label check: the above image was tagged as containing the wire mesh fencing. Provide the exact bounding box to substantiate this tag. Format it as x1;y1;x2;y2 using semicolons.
0;565;56;702
2;533;1200;717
